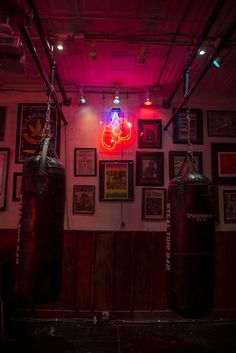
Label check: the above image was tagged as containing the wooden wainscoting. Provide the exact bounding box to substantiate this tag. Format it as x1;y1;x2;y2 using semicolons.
0;229;235;320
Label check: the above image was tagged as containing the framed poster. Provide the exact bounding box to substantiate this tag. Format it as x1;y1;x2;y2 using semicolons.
73;185;95;214
136;151;164;186
0;148;10;211
207;110;236;137
15;103;60;163
138;119;162;148
169;151;203;179
99;160;134;201
211;143;236;184
173;108;203;144
0;106;6;141
142;188;166;221
223;190;236;223
74;148;97;176
12;172;22;202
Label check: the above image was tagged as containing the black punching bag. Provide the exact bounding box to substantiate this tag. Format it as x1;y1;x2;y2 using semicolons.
166;171;215;318
16;139;65;304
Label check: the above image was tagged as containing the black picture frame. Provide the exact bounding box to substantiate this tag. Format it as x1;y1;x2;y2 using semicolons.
169;151;203;179
142;188;166;221
73;185;95;214
136;151;164;186
173;108;203;144
74;148;97;176
15;103;60;163
211;143;236;185
0;106;6;141
12;172;22;202
138;119;162;148
99;160;134;201
223;189;236;223
0;148;10;211
207;110;236;137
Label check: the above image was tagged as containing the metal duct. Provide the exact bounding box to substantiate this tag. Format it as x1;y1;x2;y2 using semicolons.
164;17;236;130
163;0;225;109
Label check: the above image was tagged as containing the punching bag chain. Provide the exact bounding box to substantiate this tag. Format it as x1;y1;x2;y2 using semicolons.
186;100;193;162
41;63;56;143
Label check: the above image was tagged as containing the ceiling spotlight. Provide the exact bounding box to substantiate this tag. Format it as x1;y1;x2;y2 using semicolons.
113;90;120;105
79;88;87;105
56;43;64;51
137;46;147;64
144;90;152;106
88;42;96;60
199;49;206;55
212;55;222;68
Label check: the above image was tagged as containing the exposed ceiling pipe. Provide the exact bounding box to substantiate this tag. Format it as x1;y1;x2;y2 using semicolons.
18;24;68;126
28;0;71;107
164;17;236;131
163;0;225;109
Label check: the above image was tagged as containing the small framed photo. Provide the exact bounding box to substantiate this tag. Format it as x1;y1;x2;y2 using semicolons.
207;110;236;137
12;172;22;201
169;151;203;179
211;143;236;184
74;148;97;176
223;189;236;223
173;108;203;144
15;103;60;163
73;185;95;214
136;152;164;186
0;106;6;141
142;188;166;221
99;160;134;201
0;148;10;211
138;119;162;148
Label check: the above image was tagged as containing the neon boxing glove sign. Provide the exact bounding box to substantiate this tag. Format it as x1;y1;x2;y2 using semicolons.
101;108;132;151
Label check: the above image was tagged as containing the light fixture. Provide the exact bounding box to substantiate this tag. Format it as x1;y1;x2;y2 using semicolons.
56;42;64;51
144;90;152;106
88;42;96;60
199;49;206;55
212;55;222;68
79;88;87;105
137;46;147;64
113;90;120;105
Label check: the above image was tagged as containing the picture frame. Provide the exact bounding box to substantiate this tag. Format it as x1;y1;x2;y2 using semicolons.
12;172;22;202
211;143;236;185
212;185;220;225
173;108;203;144
73;185;95;214
15;103;60;163
0;148;10;211
74;148;97;176
138;119;162;148
99;160;134;201
207;110;236;137
223;189;236;223
0;106;6;141
142;188;166;221
136;151;164;186
169;151;203;179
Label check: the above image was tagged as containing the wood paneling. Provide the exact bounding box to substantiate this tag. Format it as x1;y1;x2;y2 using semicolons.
0;229;235;319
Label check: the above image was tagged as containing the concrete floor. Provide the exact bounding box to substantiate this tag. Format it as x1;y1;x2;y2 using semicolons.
0;318;236;352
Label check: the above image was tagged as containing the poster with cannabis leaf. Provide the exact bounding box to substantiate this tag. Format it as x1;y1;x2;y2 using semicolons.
15;103;60;163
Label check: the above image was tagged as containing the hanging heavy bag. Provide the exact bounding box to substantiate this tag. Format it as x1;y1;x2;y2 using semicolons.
166;158;215;318
15;138;65;304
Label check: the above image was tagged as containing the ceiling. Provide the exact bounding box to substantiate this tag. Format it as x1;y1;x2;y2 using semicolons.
0;0;236;104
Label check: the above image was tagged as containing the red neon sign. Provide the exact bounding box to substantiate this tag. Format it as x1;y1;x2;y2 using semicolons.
101;109;132;150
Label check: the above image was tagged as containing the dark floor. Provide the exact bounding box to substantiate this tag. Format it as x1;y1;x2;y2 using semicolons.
0;318;236;353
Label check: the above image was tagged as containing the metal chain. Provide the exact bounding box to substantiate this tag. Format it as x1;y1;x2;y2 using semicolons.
41;88;53;143
186;100;193;162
